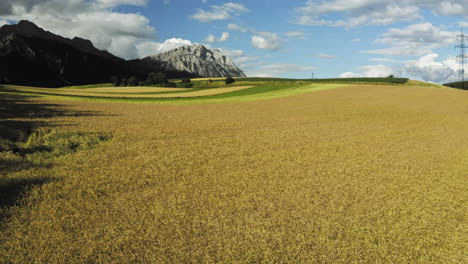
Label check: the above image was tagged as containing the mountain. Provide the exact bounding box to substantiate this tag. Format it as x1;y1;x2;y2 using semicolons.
0;21;247;87
0;20;138;87
0;20;114;58
141;44;246;78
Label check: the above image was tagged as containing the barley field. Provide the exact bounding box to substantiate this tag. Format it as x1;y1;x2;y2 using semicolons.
68;87;190;93
0;83;467;263
189;77;228;81
2;83;345;104
3;85;255;98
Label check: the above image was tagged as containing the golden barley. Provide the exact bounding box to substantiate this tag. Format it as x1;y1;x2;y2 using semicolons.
0;84;467;263
6;85;254;98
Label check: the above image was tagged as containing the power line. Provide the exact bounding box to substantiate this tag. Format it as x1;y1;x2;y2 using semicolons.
456;28;468;89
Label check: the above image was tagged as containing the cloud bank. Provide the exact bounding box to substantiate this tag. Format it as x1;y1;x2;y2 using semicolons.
340;53;459;83
251;32;282;50
191;2;249;23
294;0;468;28
0;0;192;59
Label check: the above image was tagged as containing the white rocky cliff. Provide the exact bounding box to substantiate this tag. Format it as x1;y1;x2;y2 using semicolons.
142;44;246;77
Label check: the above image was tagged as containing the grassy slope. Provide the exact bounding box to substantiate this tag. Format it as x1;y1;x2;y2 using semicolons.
1;81;466;263
174;77;409;84
0;77;413;104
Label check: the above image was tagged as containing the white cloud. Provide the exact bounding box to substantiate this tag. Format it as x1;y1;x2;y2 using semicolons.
295;15;371;28
339;72;359;78
369;58;403;63
136;41;162;58
251;32;281;50
215;48;260;70
160;38;192;52
295;1;422;28
205;34;216;43
285;31;305;39
218;48;244;57
362;23;457;57
318;53;336;60
459;21;468;28
364;65;397;77
352;38;361;42
109;36;140;59
191;2;249;23
0;18;8;27
341;53;459;83
458;21;468;28
223;2;248;12
0;0;163;59
375;23;456;46
192;10;230;23
234;56;263;71
293;1;468;28
227;23;254;33
339;65;396;78
370;5;421;25
137;38;193;58
362;45;433;57
437;1;465;16
205;32;230;43
404;53;458;83
93;0;148;8
248;64;316;77
219;32;230;42
235;56;259;64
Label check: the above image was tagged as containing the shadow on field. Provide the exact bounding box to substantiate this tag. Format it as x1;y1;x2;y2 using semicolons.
0;176;52;207
0;86;105;220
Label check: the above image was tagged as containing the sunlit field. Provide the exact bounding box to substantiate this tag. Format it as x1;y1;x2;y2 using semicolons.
0;81;467;263
3;85;256;98
1;82;346;103
67;87;190;93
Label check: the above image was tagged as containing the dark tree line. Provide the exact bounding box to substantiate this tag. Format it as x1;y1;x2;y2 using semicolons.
111;72;177;87
109;74;236;88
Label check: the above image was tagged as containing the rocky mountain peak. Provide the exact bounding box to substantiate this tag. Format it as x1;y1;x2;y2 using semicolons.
143;44;246;77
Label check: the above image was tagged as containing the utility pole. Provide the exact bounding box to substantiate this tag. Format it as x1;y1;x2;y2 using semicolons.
456;29;468;89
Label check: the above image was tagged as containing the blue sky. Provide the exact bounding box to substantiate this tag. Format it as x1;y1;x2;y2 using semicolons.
1;0;468;83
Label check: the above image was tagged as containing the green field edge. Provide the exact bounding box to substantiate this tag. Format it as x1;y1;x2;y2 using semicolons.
0;78;448;105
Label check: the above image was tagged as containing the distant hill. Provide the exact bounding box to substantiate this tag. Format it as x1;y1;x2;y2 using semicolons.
443;80;468;90
141;44;246;78
0;20;115;59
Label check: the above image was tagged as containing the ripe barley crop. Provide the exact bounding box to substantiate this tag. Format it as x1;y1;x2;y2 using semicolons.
4;85;255;99
0;84;467;263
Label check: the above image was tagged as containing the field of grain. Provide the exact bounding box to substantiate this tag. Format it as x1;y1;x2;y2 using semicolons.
3;85;255;98
0;83;467;263
66;87;190;93
2;83;345;104
189;77;228;81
